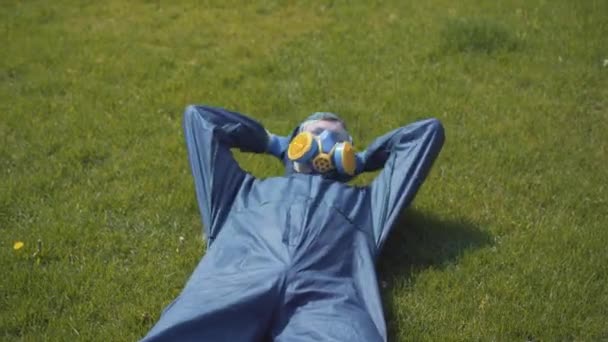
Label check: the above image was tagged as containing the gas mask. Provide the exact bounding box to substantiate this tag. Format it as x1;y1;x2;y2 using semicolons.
287;129;360;176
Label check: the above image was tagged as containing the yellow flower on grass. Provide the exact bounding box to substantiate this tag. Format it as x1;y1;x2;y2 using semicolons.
13;241;24;250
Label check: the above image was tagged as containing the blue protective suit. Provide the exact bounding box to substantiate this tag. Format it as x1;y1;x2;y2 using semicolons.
141;105;444;341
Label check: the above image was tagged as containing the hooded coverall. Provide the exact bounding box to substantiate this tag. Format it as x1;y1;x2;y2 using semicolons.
142;105;444;341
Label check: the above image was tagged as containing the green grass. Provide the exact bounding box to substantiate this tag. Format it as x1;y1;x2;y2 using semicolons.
1;0;607;340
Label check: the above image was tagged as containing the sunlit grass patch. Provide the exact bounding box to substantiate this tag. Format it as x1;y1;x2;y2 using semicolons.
1;0;607;341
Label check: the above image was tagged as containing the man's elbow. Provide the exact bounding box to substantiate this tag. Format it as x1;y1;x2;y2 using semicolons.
424;118;445;142
183;105;200;126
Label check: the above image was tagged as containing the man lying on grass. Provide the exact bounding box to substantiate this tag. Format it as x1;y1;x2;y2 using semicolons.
141;105;444;341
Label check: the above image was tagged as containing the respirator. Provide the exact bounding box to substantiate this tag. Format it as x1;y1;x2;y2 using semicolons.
287;130;360;176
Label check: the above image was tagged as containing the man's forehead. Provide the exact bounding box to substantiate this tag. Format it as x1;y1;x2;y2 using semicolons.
300;119;345;133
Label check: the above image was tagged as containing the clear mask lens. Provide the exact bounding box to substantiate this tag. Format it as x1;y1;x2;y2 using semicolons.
300;120;351;144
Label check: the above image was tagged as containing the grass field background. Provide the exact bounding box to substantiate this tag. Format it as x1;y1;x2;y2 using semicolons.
1;0;607;340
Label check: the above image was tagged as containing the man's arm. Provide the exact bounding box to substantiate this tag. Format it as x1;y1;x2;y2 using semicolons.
365;118;445;252
266;132;290;160
183;105;270;245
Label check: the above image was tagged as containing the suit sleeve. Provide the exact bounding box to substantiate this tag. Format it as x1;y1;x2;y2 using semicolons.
183;105;270;244
266;133;290;160
366;118;445;252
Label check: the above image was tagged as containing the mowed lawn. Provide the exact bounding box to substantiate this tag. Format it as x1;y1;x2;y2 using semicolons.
1;0;607;340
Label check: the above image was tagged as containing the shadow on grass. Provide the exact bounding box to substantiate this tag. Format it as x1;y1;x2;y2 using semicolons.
438;17;521;55
377;208;492;338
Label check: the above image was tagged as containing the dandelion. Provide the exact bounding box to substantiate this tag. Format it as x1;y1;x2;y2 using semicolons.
13;241;24;250
176;236;185;253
